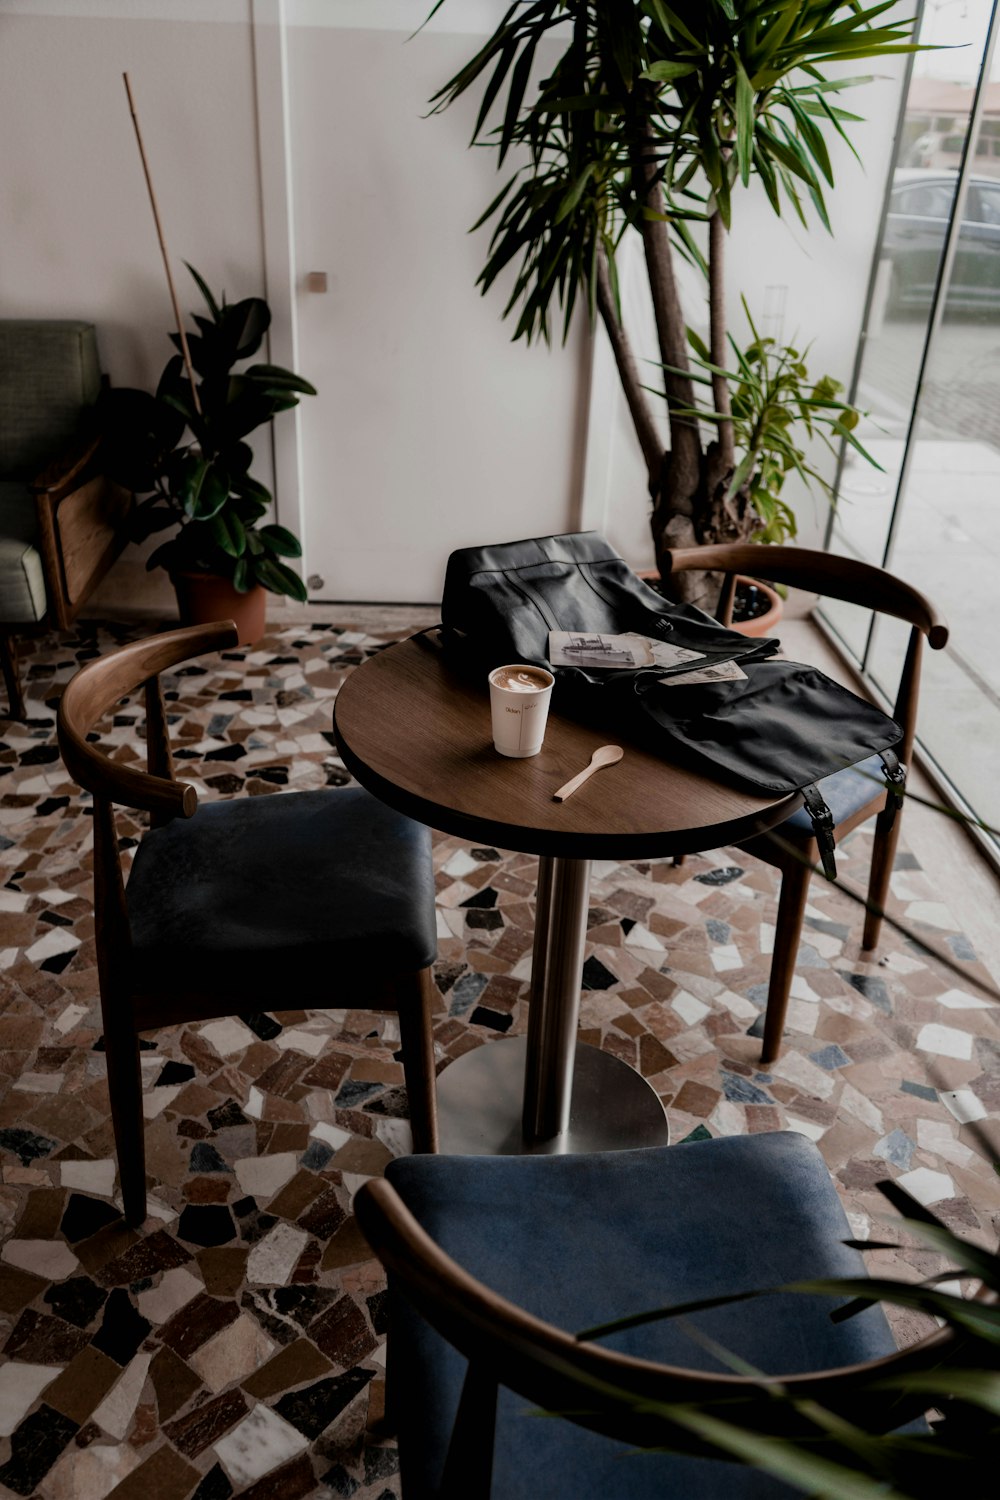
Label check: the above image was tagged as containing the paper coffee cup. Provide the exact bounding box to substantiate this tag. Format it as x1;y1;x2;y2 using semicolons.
488;664;554;758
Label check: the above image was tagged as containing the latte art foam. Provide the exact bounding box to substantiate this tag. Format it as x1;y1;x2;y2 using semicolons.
491;666;551;693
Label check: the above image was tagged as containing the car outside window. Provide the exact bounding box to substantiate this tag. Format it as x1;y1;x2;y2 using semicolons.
967;184;1000;227
895;181;957;218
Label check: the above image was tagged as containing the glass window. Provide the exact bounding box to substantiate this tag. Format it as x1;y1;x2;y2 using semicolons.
823;0;1000;859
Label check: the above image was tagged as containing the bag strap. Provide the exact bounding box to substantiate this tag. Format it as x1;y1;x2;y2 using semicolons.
800;784;838;880
801;750;905;882
878;748;906;831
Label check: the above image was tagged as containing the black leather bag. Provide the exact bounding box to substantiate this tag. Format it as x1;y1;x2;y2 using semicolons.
441;532;905;874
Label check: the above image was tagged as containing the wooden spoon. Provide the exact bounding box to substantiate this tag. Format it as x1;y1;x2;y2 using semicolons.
553;745;624;802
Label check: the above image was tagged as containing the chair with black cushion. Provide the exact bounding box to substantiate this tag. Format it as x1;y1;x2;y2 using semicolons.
665;544;947;1065
57;620;439;1225
356;1133;955;1499
0;320;131;719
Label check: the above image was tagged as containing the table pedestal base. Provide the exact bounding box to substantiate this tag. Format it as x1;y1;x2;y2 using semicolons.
434;1036;670;1156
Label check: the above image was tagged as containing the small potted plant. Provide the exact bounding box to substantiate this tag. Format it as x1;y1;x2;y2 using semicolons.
104;265;316;642
645;306;876;634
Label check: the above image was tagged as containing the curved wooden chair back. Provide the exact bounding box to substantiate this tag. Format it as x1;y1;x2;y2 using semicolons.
56;621;239;1002
57;620;239;822
665;545;948;764
356;1176;956;1497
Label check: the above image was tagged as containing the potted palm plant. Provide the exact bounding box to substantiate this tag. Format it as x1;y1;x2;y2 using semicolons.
104;266;316;643
425;0;914;612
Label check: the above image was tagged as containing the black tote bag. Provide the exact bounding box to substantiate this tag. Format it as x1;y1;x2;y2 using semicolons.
441;532;904;872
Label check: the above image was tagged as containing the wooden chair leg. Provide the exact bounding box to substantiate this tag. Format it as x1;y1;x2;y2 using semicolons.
0;632;25;720
102;1007;147;1225
863;803;902;953
761;857;813;1067
395;965;440;1155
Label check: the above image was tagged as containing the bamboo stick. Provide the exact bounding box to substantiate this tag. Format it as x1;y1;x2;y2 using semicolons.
123;71;202;418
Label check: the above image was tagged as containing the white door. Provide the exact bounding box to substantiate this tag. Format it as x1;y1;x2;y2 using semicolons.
282;4;589;603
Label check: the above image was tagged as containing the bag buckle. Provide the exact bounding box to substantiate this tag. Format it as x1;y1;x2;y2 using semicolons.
801;784;837;880
879;749;906;831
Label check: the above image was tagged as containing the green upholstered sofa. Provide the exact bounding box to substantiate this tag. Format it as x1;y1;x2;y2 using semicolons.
0;321;130;717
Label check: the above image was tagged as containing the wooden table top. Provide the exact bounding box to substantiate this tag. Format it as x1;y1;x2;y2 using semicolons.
333;632;803;859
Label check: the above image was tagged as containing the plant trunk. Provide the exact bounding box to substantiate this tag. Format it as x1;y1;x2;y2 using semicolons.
619;128;752;609
632;120;701;563
594;129;761;612
595;249;662;490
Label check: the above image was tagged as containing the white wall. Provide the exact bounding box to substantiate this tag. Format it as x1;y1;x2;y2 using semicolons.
0;2;263;383
282;5;589;603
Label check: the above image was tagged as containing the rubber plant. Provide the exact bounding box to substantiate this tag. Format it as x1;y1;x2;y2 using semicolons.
104;265;315;602
426;0;919;607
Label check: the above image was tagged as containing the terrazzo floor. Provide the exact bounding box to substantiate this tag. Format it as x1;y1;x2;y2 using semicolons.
0;608;998;1500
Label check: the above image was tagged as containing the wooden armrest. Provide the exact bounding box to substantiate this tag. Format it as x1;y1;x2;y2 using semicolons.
30;433;103;502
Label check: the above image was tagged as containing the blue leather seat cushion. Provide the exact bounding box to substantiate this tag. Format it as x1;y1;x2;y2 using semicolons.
386;1132;898;1498
784;753;887;833
126;785;436;990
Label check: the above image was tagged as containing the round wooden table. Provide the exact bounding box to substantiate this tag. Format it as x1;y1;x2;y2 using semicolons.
334;631;803;1155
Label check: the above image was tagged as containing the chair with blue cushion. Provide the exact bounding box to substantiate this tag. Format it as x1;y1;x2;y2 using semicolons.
57;620;440;1225
356;1133;952;1498
0;320;131;718
665;545;947;1064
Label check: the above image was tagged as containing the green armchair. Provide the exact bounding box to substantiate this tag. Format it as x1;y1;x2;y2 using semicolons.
0;321;131;718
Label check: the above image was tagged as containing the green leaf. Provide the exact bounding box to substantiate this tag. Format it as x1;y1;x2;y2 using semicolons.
244;364;317;396
500;35;538;164
788;94;834;185
735;61;754;187
470;175;517;233
642;61;697;82
183;462;230;521
757;123;820;189
208;510;243;558
232;473;272;506
647;2;700;46
257;523;302;558
184;262;221;321
474;38;517;141
253;555;308;602
555;163;595;223
870;1369;1000;1416
654;1406;921;1500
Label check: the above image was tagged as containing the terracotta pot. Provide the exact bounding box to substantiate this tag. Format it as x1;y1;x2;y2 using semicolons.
730;575;783;638
171;571;267;646
637;569;783;638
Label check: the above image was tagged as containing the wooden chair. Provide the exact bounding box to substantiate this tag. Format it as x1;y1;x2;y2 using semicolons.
1;321;131;718
664;544;948;1065
57;621;440;1225
356;1133;957;1498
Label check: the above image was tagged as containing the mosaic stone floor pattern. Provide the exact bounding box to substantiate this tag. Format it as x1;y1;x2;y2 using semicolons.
0;612;998;1500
